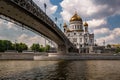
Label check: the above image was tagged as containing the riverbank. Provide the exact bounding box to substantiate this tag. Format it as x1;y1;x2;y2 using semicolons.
0;53;120;60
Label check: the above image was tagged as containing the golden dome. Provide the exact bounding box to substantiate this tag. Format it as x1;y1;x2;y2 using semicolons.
67;29;72;32
84;22;88;27
63;23;67;27
70;12;82;22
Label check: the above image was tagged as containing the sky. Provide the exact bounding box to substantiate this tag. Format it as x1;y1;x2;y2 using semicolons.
0;0;120;47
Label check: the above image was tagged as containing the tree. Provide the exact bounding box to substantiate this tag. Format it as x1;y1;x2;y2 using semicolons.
12;42;28;52
30;44;51;52
45;45;50;51
0;40;5;52
18;43;28;52
39;44;51;52
0;40;13;52
0;40;28;52
30;43;40;52
94;43;98;46
38;45;44;52
107;44;111;48
115;47;120;53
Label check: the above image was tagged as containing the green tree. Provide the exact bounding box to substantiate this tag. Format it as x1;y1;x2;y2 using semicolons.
30;44;51;52
13;42;28;52
18;43;28;52
45;45;50;51
0;40;13;52
31;43;40;52
39;45;45;52
115;47;120;53
0;40;5;52
107;44;111;48
0;40;28;52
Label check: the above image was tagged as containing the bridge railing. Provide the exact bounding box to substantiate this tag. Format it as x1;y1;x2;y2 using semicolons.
10;0;74;47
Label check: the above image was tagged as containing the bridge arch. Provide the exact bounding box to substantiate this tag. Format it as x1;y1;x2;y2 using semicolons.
0;0;76;54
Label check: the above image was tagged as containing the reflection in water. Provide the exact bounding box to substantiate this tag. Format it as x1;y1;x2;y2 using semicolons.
50;61;71;80
52;61;88;80
0;60;120;80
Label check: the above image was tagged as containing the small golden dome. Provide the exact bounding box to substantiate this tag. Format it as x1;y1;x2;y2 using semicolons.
67;29;72;32
63;23;67;27
84;22;88;27
70;12;82;22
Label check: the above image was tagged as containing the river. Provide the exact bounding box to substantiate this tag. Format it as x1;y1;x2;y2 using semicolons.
0;60;120;80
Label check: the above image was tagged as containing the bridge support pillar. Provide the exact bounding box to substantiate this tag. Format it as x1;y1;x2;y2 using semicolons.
57;44;68;55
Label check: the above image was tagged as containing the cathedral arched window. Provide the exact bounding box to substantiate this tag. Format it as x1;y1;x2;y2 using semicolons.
74;33;76;35
74;25;75;29
75;25;76;29
80;33;82;36
90;39;93;43
80;38;82;42
68;34;70;36
77;25;79;29
80;45;82;47
73;38;77;42
80;26;82;29
72;25;74;29
85;38;87;42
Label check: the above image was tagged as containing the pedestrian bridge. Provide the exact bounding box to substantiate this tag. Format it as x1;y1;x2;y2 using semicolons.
0;0;76;54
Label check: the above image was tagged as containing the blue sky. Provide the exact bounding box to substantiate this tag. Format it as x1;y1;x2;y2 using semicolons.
0;0;120;46
107;15;120;29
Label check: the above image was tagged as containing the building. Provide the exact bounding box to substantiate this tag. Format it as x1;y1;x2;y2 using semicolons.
63;12;94;53
110;44;120;48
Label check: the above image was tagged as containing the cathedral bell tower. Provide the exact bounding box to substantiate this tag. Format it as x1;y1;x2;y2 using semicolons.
84;22;88;32
63;23;68;32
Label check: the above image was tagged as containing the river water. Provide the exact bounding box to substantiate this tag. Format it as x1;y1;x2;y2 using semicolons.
0;60;120;80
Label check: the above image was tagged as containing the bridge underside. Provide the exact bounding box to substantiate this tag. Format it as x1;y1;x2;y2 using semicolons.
0;0;76;54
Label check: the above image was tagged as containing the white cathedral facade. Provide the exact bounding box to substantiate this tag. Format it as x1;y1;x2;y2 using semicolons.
63;12;94;53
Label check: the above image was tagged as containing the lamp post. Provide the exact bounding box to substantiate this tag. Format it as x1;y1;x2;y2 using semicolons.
15;40;17;51
55;17;57;24
6;41;8;51
94;40;96;46
22;24;24;30
45;37;46;49
60;23;62;30
103;40;105;53
43;1;47;50
44;2;47;14
103;40;105;46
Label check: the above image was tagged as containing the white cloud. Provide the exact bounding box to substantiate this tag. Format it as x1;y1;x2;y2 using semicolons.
87;18;107;29
60;0;103;21
50;6;57;13
94;28;110;35
60;0;120;22
0;19;2;26
18;34;46;47
7;22;18;30
33;0;57;16
60;10;72;22
112;28;120;36
96;28;120;45
0;36;7;40
18;34;28;41
0;19;6;27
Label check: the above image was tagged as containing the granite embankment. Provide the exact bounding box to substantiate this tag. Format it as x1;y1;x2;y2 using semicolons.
0;53;120;60
0;52;47;60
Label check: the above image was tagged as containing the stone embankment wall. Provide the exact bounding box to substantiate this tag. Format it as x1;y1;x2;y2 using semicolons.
0;53;34;60
1;53;120;60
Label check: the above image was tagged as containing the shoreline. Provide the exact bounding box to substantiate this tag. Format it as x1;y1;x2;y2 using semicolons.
0;53;120;60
